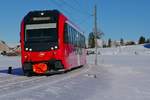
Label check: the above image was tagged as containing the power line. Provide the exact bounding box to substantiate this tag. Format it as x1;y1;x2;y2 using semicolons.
50;0;72;15
50;0;80;22
50;0;88;30
50;0;94;34
59;0;93;30
72;0;89;15
60;0;91;17
73;0;93;17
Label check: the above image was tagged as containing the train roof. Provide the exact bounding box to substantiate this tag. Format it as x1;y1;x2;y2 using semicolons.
26;10;60;16
66;20;84;35
24;9;84;35
24;10;60;20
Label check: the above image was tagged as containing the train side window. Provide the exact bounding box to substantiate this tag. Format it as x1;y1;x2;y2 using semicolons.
77;33;79;46
69;26;72;44
83;36;85;48
71;27;74;45
76;32;78;47
82;35;84;48
74;32;76;46
80;36;82;47
75;31;78;46
65;24;85;48
81;35;83;48
84;37;86;48
73;29;75;46
79;33;81;47
70;27;73;44
68;25;71;44
64;24;69;43
70;26;73;44
72;29;74;46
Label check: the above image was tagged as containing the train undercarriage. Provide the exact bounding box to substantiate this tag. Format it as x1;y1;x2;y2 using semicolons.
23;59;65;76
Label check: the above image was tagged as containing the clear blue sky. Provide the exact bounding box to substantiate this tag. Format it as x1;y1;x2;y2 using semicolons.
0;0;150;42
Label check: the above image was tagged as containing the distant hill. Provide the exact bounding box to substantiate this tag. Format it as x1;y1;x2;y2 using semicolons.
0;40;10;52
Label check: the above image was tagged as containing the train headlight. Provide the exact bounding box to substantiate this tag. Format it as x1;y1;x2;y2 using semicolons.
41;12;44;16
51;47;54;50
54;46;58;49
29;48;32;51
25;48;28;51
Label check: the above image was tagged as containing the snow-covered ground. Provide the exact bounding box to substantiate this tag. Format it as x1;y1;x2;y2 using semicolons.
0;45;150;100
88;44;150;55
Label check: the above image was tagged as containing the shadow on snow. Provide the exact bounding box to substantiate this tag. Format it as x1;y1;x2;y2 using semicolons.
0;67;24;76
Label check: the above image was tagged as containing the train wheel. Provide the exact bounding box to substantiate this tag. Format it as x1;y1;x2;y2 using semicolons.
24;71;32;77
22;63;33;77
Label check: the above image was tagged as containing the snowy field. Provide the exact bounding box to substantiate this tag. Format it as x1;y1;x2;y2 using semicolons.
0;45;150;100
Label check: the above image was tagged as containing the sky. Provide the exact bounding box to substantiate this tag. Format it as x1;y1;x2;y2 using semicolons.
0;0;150;43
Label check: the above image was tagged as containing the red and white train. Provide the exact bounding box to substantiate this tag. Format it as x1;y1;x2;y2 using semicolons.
20;10;86;76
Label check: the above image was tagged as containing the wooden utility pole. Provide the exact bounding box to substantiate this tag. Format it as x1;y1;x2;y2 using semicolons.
93;5;98;65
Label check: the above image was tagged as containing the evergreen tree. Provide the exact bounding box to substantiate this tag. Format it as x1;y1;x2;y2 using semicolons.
88;32;95;48
138;36;145;44
120;38;124;46
88;32;104;48
108;38;112;47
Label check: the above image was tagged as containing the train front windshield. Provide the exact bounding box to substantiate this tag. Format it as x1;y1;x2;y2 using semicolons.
24;23;58;51
23;11;59;51
25;23;57;43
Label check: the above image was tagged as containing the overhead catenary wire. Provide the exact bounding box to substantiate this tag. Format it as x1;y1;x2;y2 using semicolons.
60;0;92;17
59;0;92;27
70;0;91;16
50;1;72;16
50;0;94;34
49;0;81;22
51;0;92;19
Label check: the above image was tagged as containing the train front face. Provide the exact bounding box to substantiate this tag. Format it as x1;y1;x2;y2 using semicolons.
21;10;64;75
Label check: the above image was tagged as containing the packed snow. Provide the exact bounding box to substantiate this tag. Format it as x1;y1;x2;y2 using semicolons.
0;45;149;100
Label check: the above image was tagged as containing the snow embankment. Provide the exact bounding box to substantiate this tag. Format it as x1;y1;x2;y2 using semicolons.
88;44;150;55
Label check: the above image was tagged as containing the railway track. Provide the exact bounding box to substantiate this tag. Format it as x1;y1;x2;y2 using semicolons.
0;64;92;97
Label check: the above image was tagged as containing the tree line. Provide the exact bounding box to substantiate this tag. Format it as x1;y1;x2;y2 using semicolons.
88;33;150;48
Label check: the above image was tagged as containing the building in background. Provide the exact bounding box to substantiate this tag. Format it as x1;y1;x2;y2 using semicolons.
0;40;9;52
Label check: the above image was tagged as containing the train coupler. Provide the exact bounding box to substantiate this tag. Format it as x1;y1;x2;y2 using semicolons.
33;63;48;74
